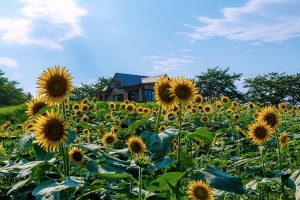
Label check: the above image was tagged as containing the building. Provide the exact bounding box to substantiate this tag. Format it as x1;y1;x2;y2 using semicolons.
98;73;166;102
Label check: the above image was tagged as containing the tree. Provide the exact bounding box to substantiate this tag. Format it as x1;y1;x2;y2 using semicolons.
194;67;244;101
71;76;111;100
244;72;300;105
0;70;26;106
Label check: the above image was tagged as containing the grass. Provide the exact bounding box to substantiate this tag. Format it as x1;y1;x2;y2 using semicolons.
0;104;27;124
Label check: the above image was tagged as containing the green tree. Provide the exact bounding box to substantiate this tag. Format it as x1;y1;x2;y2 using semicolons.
0;70;26;106
71;76;111;100
194;67;244;101
244;72;300;105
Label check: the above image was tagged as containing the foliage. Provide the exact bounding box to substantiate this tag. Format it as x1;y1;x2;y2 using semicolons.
0;70;27;107
244;72;300;105
71;77;111;100
194;67;244;101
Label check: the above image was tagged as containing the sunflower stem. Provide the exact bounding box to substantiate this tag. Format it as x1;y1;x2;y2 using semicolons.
138;167;143;200
176;101;182;170
155;105;162;133
260;146;265;177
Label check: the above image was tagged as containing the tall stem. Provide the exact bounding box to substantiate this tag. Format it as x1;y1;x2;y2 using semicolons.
155;105;162;133
61;100;69;177
138;167;143;200
261;146;265;177
176;101;182;170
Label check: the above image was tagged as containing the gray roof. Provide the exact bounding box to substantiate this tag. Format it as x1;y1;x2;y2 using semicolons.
141;74;167;84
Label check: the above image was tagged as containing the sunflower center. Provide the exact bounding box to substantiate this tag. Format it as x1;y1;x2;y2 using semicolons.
254;126;267;139
131;142;142;153
72;151;83;162
33;102;47;114
106;136;115;144
46;76;67;97
205;107;210;112
280;136;287;143
44;119;64;142
159;84;175;103
264;113;277;127
195;187;207;199
174;84;192;100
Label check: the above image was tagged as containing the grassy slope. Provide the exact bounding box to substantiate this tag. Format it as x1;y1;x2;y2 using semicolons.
0;104;27;124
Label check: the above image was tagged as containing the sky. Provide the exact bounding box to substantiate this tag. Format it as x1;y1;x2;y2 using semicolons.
0;0;300;94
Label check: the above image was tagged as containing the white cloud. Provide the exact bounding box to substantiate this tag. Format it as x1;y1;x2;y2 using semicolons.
185;0;300;43
0;57;19;68
146;55;195;74
0;0;87;49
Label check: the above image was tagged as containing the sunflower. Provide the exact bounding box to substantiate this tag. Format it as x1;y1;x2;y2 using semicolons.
278;102;287;110
111;126;119;134
108;102;116;110
83;128;90;135
127;136;147;155
26;96;47;116
169;77;198;104
278;132;289;147
248;102;255;109
121;103;126;109
33;110;69;152
201;116;208;123
191;108;197;114
186;104;193;110
137;107;144;113
221;96;229;104
232;101;238;107
233;114;240;120
194;94;204;104
102;132;118;145
166;111;176;121
114;118;121;126
143;108;150;114
72;103;80;110
257;106;280;130
215;101;222;108
81;98;89;104
247;121;273;145
75;110;82;117
124;100;130;104
92;96;97;103
81;115;89;122
159;125;167;132
187;180;214;200
173;105;179;112
126;103;135;112
154;76;175;108
204;104;212;114
68;147;84;164
226;108;233;113
37;66;73;105
198;104;204;112
81;104;89;112
105;113;113;120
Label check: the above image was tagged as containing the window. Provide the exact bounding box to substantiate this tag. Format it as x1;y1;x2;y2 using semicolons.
113;94;124;101
144;89;154;101
128;90;139;101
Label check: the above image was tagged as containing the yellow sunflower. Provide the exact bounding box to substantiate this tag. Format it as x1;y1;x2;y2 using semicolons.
75;110;82;117
233;114;240;120
187;180;214;200
72;103;80;110
166;111;176;121
169;77;198;104
221;96;229;104
215;101;222;108
127;136;147;155
159;125;167;132
137;107;144;113
33;110;69;152
198;104;204;112
248;102;255;109
278;132;289;147
143;108;150;114
126;103;135;112
191;108;197;114
204;104;213;114
81;98;89;104
81;114;88;122
257;106;280;130
201;116;208;123
247;121;273;145
102;132;118;145
26;96;47;116
108;102;116;110
68;147;84;164
105;113;113;120
154;76;175;108
232;101;239;107
81;104;89;112
278;102;287;110
92;96;97;103
111;126;119;134
37;66;73;105
124;99;130;104
114;118;121;126
194;94;204;104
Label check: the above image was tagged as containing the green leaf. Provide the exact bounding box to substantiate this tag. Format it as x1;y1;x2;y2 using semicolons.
7;178;31;194
140;129;178;157
145;156;175;172
187;128;213;143
33;143;55;161
66;129;77;144
19;132;34;149
128;119;147;134
189;165;245;194
78;121;99;129
287;169;300;199
147;172;185;192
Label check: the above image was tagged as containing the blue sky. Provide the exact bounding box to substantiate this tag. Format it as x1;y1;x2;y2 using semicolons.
0;0;299;94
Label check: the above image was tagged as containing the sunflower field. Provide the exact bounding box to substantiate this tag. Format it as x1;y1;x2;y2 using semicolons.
0;66;300;200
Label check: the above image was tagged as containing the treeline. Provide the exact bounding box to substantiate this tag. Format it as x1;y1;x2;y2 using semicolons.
195;67;300;105
0;70;31;107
